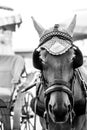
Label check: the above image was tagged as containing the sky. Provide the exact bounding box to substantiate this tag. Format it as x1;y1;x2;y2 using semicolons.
1;0;87;51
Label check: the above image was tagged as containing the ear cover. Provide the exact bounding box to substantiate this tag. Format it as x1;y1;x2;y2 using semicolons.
33;49;42;70
73;47;83;69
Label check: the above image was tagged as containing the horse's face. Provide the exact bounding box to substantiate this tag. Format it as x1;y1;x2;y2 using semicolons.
40;48;74;85
32;15;83;124
40;47;75;123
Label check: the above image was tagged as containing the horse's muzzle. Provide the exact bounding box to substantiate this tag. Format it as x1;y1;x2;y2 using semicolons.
48;100;71;123
44;83;74;123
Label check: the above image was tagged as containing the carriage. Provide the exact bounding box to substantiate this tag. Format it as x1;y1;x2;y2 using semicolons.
0;6;36;130
0;54;39;130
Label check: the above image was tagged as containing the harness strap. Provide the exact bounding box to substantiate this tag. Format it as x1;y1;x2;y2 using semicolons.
86;90;87;128
76;69;87;126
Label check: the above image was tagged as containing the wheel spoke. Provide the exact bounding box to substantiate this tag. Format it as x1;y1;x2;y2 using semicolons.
20;92;36;130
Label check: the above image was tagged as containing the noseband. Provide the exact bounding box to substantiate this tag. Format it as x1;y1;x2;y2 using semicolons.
44;78;75;107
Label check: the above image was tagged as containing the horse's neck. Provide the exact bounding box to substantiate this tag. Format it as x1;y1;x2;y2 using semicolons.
74;69;86;101
73;69;87;130
79;66;87;85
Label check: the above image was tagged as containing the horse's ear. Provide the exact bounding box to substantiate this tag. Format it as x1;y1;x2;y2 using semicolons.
31;16;45;37
67;15;76;37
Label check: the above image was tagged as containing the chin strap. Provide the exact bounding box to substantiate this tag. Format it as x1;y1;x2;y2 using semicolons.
44;111;49;130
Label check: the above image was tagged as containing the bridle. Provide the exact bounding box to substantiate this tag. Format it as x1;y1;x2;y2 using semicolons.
38;67;87;130
41;71;76;128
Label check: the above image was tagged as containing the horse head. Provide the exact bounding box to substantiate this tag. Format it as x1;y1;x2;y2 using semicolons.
32;15;84;125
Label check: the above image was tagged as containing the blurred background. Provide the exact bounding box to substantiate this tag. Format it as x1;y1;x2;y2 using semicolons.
1;0;87;72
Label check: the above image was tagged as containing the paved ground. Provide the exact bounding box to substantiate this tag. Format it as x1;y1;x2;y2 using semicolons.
10;115;42;130
21;116;42;130
34;116;42;130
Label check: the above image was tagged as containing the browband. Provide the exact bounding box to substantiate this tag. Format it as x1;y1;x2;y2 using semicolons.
40;31;73;46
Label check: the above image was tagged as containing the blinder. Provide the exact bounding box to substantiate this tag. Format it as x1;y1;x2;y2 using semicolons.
33;43;83;70
33;48;43;70
73;46;83;69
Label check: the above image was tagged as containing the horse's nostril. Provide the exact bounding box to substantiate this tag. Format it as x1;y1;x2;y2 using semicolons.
67;104;71;112
49;104;53;113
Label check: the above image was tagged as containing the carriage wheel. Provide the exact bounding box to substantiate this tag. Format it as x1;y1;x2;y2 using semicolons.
20;92;35;130
0;100;11;130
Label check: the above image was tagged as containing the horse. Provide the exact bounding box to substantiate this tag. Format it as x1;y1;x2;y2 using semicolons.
30;15;87;130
